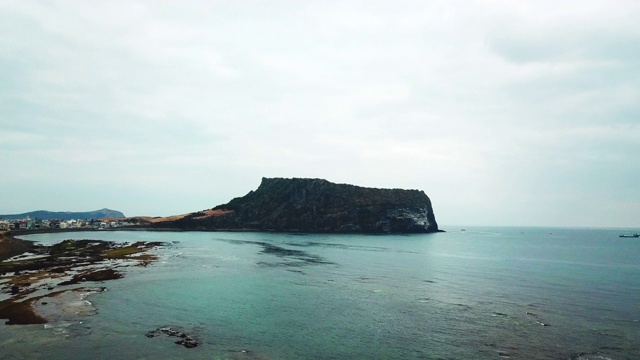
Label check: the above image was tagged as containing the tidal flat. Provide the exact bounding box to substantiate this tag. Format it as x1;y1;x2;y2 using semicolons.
0;232;163;325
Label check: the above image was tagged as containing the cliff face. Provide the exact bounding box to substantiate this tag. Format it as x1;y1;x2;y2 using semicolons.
158;178;439;234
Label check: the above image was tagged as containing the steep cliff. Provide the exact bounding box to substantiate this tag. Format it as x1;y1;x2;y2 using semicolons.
153;178;438;233
155;178;439;234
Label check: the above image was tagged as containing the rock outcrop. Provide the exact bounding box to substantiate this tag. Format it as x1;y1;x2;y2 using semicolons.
154;178;439;234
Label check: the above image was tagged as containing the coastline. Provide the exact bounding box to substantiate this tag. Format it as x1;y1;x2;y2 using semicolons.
8;226;446;238
0;232;34;261
0;231;164;326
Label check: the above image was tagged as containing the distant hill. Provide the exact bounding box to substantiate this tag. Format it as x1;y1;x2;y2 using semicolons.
0;208;125;220
151;177;439;233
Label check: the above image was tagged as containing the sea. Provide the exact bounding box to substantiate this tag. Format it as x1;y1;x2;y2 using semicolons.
1;227;639;360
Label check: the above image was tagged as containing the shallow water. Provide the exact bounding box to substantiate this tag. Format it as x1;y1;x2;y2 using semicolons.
3;227;640;359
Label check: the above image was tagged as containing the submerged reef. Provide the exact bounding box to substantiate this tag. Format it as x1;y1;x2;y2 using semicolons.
146;326;200;348
0;233;163;325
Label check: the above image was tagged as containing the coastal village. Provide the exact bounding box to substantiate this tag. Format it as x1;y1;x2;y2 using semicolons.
0;217;137;231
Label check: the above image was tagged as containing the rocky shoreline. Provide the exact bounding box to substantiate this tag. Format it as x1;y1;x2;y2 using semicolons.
0;232;164;325
0;232;32;262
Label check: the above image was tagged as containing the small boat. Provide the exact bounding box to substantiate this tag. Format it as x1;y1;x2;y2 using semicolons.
619;233;640;238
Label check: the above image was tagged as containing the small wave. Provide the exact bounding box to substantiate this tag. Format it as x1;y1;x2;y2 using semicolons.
44;322;71;330
453;303;472;310
570;353;613;360
43;321;72;336
215;255;240;261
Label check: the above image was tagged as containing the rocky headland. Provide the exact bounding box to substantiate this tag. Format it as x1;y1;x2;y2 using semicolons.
150;177;439;234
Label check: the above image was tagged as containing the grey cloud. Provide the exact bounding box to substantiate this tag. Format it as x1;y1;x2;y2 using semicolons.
1;1;639;226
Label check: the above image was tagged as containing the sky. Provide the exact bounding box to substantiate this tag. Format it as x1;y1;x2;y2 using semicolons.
1;1;639;228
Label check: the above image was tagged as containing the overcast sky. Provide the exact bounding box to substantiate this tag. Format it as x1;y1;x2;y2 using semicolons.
1;1;639;228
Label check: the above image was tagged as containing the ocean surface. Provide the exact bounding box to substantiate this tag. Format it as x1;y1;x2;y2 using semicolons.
2;227;639;360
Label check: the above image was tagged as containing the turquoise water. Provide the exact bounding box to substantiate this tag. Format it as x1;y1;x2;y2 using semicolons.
3;227;640;359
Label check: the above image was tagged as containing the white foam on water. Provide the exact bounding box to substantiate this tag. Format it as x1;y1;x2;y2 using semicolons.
5;252;49;262
33;287;105;323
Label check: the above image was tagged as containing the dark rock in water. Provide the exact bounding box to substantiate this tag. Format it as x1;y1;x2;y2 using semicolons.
58;268;123;286
177;336;199;349
146;326;199;348
152;177;439;234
